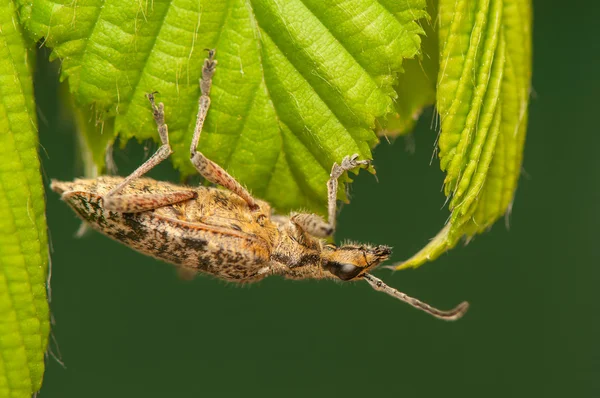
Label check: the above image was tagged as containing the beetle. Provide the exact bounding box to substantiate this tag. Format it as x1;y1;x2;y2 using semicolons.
52;50;468;321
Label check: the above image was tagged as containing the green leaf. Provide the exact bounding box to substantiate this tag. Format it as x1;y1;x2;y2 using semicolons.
61;80;116;177
378;4;437;137
17;0;428;215
397;0;532;268
0;1;50;396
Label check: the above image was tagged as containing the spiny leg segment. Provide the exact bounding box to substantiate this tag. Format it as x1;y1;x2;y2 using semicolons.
103;190;197;213
103;49;259;213
291;154;370;237
189;49;259;211
103;92;183;212
328;154;370;232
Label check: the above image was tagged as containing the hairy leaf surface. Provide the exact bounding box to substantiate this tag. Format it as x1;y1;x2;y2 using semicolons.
0;2;49;396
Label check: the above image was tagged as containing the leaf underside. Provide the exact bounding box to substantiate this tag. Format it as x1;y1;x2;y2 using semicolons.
378;1;438;137
397;0;532;268
0;1;50;396
17;0;429;215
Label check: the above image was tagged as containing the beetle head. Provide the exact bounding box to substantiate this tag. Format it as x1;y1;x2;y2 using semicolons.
321;243;391;281
321;242;469;321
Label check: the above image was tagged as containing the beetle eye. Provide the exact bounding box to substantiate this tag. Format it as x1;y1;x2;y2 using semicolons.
326;262;363;281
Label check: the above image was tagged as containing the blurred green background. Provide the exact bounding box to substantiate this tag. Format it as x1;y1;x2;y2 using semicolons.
37;2;599;397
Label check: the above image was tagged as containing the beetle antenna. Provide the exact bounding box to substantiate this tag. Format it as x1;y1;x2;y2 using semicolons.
363;273;469;321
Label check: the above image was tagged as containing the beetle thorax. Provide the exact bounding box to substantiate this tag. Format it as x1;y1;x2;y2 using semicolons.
269;222;329;280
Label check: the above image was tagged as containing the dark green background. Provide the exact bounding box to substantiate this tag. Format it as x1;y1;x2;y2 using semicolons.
37;2;599;397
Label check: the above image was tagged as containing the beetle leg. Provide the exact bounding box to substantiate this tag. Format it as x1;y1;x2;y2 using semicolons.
288;154;370;237
270;214;290;227
325;154;370;234
289;213;333;238
103;191;197;213
189;49;259;211
103;92;173;209
272;213;331;239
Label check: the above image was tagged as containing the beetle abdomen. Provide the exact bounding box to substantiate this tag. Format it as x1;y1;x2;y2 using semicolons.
56;187;272;282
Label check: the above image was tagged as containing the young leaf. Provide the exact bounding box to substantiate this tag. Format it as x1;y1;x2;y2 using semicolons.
0;2;50;396
396;0;532;268
17;0;429;215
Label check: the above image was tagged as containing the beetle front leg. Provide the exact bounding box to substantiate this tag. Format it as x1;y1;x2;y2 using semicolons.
290;154;370;237
326;154;370;234
289;213;332;238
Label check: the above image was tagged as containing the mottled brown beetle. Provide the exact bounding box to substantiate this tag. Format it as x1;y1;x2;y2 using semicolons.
52;50;468;321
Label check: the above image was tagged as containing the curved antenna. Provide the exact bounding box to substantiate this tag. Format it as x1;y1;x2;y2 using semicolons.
363;273;469;321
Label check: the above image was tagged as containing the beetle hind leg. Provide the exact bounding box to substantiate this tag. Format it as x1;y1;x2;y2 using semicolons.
103;93;174;210
103;191;197;213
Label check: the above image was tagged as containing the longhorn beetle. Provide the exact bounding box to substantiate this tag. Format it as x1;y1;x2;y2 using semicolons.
52;50;468;321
